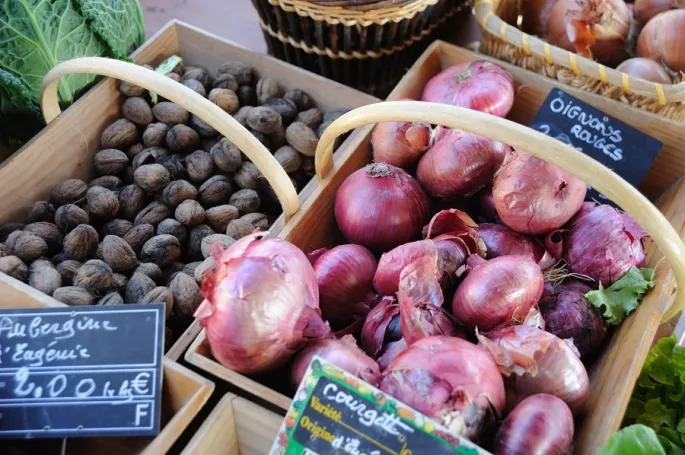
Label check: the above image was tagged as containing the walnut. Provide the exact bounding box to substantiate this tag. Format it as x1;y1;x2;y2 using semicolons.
318;119;333;138
194;256;215;284
143;123;170;147
97;292;124;306
285;88;314;111
55;204;89;232
140;286;174;317
117;185;148;221
101;118;138;149
163;262;186;285
166;72;181;82
269;124;287;150
152;102;190;125
202;136;220;154
175;200;205;226
73;259;113;294
237;85;257;106
169;272;202;317
201;234;235;258
54;286;93;306
190;115;218;138
181;79;206;97
93;149;129;175
63;224;98;261
134;164;171;192
246;106;282;134
6;231;48;263
51;179;88;206
0;223;24;242
324;109;348;123
167;124;200;153
112;273;128;293
263;98;297;124
0;243;6;258
122;97;154;126
210;138;242;173
134;201;171;226
125;272;156;303
162;180;198;207
256;77;283;104
188;225;215;261
183;261;202;278
123;223;155;253
28;266;62;295
127;142;145;159
87;186;119;220
233;106;252;127
157;218;188;245
0;256;28;281
295;108;323;130
209;88;239;114
89;175;123;191
24;222;63;253
56;260;82;284
205;205;240;232
101;219;133;238
234;162;263;190
274;146;303;173
185;150;215;182
140;234;181;267
198;175;232;208
241;212;269;230
217;60;253;85
102;235;137;273
182;66;212;89
132;146;167;170
158;154;188;181
229;189;260;215
135;262;163;283
286;122;318;156
119;79;146;97
25;201;55;224
212;73;239;91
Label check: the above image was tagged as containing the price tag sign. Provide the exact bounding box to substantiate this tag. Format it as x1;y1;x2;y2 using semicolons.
269;356;489;455
530;88;663;204
0;304;165;439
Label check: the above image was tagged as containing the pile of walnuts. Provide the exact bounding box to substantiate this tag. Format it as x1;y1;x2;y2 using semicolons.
0;58;347;350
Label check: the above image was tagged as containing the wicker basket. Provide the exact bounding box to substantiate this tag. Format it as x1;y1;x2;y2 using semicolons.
475;0;685;122
252;0;472;98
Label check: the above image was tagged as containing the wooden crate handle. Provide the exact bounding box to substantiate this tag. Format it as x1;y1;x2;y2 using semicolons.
39;57;300;221
474;0;685;104
315;101;685;321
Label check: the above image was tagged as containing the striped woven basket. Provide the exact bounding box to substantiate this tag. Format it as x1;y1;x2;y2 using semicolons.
475;0;685;122
252;0;472;98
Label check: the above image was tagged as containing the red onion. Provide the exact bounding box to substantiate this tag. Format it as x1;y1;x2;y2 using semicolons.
377;338;407;371
360;296;400;357
423;209;486;256
565;202;648;285
494;394;575;455
547;0;632;66
544;230;564;261
335;163;430;252
616;58;673;83
306;247;328;265
522;0;561;36
477;325;590;415
372;99;433;169
473;186;502;223
493;152;587;235
421;61;515;118
636;10;685;72
380;336;506;440
477;223;556;270
539;280;607;361
291;335;381;388
195;233;330;374
452;255;544;332
635;0;685;25
416;129;511;198
311;244;378;328
398;255;463;344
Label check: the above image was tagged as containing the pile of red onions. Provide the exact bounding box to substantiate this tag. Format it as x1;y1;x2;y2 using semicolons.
477;223;557;270
637;10;685;72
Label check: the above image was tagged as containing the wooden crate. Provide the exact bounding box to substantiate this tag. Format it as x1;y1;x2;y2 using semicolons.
0;20;378;362
180;393;282;455
184;41;685;453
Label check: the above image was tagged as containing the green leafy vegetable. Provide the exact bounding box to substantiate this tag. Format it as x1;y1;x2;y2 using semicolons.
149;55;183;104
585;266;655;325
624;336;685;453
75;0;145;60
597;425;666;455
0;70;43;145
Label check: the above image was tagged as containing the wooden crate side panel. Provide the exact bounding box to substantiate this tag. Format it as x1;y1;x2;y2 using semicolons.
181;394;241;455
232;397;282;455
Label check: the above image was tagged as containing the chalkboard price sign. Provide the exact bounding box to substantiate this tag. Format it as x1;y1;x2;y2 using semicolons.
530;88;663;204
0;304;165;439
270;356;488;455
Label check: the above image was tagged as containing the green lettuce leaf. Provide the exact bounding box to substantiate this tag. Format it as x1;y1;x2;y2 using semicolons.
75;0;145;60
0;70;44;145
586;266;655;325
597;425;666;455
149;55;183;104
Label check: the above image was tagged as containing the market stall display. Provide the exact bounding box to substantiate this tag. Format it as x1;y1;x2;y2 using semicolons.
475;0;685;121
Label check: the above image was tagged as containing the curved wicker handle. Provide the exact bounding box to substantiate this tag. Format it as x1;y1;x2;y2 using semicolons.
40;57;300;220
474;0;685;104
315;101;685;320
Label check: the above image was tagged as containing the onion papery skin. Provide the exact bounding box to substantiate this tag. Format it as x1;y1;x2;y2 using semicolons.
473;187;502;223
380;336;506;440
494;394;575;455
637;10;685;72
312;244;378;328
547;0;632;66
478;325;590;415
522;0;560;36
196;233;329;374
361;296;400;357
377;338;407;371
372;119;433;169
565;202;648;285
398;255;462;345
539;280;607;361
477;223;556;270
635;0;685;25
421;61;515;118
417;130;511;198
374;240;440;297
493;152;587;235
617;57;673;83
291;335;381;388
452;255;544;332
335;163;430;252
